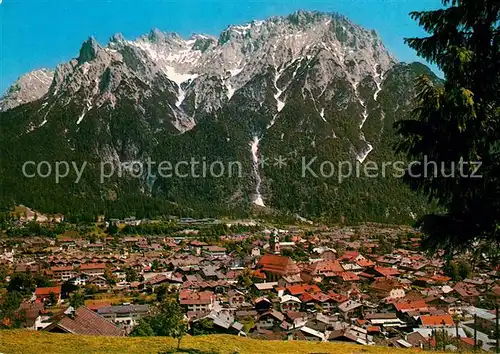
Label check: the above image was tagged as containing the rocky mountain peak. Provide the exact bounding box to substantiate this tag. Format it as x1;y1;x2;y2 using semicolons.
77;37;102;64
109;33;126;44
1;11;397;125
0;69;54;112
286;9;328;26
148;28;165;42
145;29;184;46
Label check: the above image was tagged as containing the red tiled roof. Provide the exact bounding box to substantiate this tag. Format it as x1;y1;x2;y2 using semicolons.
308;260;343;274
394;300;428;312
313;292;332;302
300;292;316;303
339;251;360;262
35;286;61;296
356;259;375;267
454;282;480;297
374;267;400;277
420;314;454;327
179;290;214;305
339;272;360;281
328;292;349;303
430;275;452;282
287;284;321;296
301;292;333;303
371;278;405;292
80;263;106;270
257;255;300;276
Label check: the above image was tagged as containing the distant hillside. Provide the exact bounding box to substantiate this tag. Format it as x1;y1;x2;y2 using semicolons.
0;330;450;354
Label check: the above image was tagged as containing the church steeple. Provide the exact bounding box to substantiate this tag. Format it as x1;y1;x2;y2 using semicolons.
270;230;280;254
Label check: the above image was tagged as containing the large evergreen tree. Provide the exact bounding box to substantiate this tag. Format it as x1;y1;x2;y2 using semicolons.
396;0;500;254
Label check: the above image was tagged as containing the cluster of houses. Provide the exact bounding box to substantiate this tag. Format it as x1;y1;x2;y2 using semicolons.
1;224;499;351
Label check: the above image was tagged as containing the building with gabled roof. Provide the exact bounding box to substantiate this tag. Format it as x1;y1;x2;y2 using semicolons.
420;314;454;327
35;286;62;304
356;258;376;268
371;278;406;299
335;271;360;282
286;284;321;296
256;254;300;280
279;294;301;312
338;251;365;263
371;266;401;278
394;300;429;313
307;260;343;276
44;306;125;336
256;310;285;330
179;290;215;312
97;304;149;329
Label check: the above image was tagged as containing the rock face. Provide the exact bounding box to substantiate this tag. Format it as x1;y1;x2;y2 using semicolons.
2;11;395;129
0;11;437;222
0;69;54;111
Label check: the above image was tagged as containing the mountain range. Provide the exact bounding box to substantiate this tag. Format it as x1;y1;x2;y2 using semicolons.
0;10;438;222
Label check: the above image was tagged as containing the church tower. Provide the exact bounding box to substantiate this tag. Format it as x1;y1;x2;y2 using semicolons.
270;231;280;254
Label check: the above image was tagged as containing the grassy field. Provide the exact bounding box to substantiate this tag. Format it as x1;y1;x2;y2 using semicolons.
84;296;135;307
0;330;447;354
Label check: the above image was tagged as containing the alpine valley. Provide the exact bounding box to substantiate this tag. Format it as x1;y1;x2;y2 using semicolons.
0;10;439;222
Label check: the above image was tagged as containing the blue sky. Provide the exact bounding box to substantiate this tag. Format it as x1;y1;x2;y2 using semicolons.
0;0;443;94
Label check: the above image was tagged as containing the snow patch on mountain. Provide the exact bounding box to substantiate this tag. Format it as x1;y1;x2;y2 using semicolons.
373;64;384;102
359;102;369;130
77;100;93;125
357;133;374;164
229;68;244;77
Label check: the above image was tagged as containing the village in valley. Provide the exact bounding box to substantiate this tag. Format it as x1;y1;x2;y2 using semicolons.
1;207;499;352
